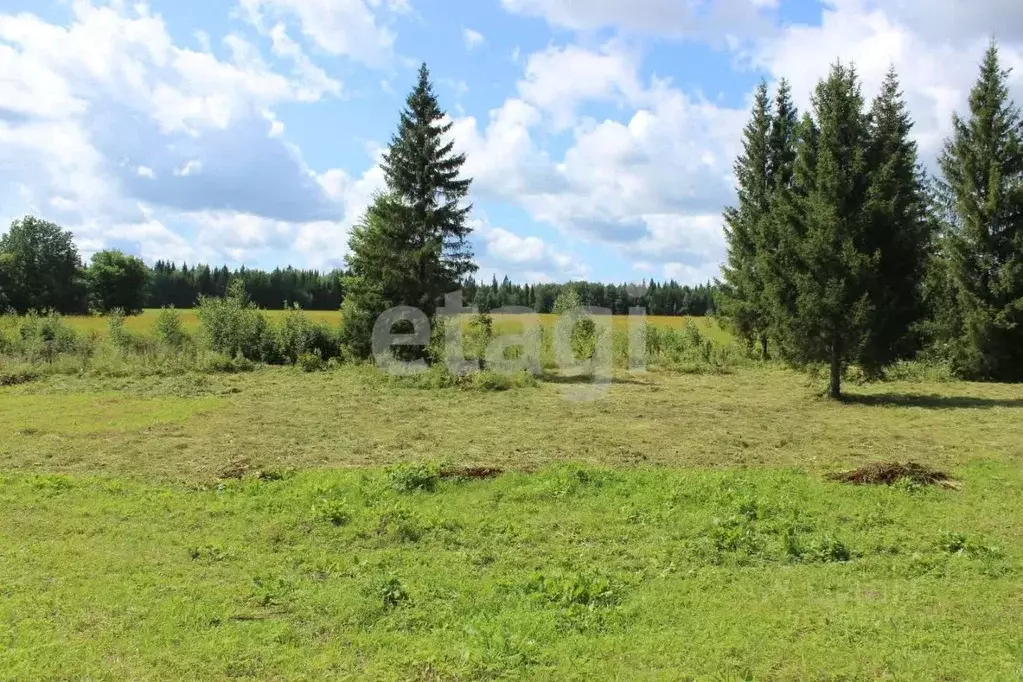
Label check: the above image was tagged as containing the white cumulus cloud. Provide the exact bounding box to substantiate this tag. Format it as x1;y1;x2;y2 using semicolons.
463;28;485;50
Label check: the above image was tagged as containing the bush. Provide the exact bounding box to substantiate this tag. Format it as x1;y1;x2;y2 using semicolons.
387;462;440;493
882;359;956;383
107;310;158;356
195;350;257;374
339;290;388;361
551;289;602;361
395;364;538;391
154;307;188;349
569;318;599;361
638;323;744;373
464;312;494;366
274;304;341;365
15;311;81;362
804;535;852;563
0;364;40;386
552;288;583;315
297;351;324;372
196;281;272;362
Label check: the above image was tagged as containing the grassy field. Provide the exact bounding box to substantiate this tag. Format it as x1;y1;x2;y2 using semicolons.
59;309;734;345
2;365;1023;679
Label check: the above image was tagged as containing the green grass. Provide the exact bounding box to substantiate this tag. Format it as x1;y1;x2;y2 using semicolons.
2;366;1020;479
2;366;1023;679
2;465;1022;679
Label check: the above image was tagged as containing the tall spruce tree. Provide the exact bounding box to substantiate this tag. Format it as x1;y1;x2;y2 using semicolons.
767;79;799;194
340;63;476;358
756;79;800;358
767;63;875;399
858;68;933;375
760;111;818;365
721;81;773;356
936;42;1023;380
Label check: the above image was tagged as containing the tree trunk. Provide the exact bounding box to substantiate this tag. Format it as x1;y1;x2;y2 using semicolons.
829;343;842;400
759;334;769;360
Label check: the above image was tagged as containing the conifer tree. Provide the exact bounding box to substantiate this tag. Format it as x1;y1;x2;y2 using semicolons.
767;63;875;399
754;79;800;358
721;81;773;356
858;68;933;375
760;111;815;362
767;79;799;194
340;63;476;358
936;41;1023;379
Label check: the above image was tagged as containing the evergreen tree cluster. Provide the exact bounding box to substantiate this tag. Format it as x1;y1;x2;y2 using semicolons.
147;262;343;311
461;275;718;316
721;42;1023;396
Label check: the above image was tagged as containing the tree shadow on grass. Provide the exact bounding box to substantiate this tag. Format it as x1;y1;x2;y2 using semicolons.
842;392;1023;410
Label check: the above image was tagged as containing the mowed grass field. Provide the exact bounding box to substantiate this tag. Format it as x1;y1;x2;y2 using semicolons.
61;308;735;345
2;364;1023;679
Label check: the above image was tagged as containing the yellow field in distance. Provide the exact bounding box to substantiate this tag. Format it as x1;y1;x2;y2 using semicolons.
60;309;733;344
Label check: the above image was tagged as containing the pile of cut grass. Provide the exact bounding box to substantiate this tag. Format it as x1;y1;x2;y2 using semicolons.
827;461;957;488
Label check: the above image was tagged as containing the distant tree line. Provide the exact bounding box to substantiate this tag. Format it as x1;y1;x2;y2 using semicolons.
462;275;717;316
720;41;1023;396
146;261;344;311
0;220;346;315
0;216;719;317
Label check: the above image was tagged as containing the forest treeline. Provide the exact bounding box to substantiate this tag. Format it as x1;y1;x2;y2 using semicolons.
0;222;718;316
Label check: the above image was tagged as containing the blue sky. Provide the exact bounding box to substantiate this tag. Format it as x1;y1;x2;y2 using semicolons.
1;0;1021;284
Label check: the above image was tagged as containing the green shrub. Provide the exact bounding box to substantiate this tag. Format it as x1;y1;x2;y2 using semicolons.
15;311;81;362
936;532;1003;558
569;318;599;360
396;364;537;391
883;359;957;383
805;535;852;563
467;369;512;391
154;307;188;349
400;364;459;389
640;323;744;372
195;350;257;374
196;281;272;362
0;364;40;386
274;304;341;365
375;505;430;542
107;310;158;356
387;462;440;493
552;288;583;315
464;312;494;366
297;351;324;372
